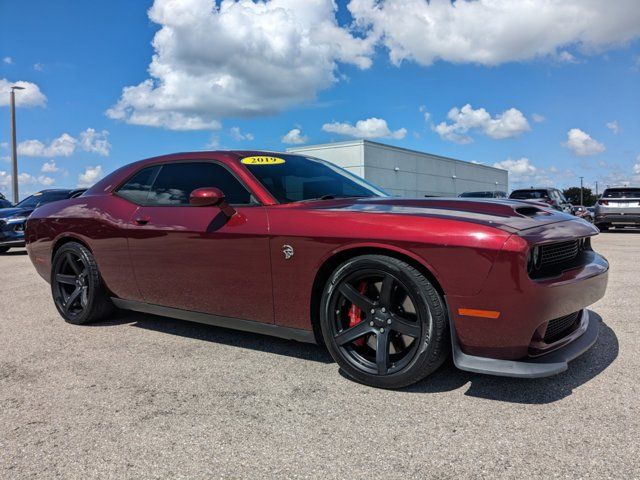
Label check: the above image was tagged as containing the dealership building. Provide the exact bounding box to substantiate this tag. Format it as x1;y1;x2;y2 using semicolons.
288;139;508;197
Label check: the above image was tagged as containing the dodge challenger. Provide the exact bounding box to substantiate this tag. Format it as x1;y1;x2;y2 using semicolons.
25;152;609;388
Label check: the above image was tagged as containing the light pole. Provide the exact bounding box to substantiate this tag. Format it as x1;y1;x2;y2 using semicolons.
579;176;584;206
10;85;25;204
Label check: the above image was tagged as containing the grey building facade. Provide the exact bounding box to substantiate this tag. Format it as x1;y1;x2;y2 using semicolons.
288;139;508;197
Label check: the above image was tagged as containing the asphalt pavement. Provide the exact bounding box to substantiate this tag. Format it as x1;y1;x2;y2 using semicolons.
1;231;638;479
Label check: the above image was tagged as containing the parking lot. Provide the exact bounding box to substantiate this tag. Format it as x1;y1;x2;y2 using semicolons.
0;232;638;479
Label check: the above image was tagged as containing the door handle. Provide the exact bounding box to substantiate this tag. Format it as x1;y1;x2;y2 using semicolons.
133;216;150;225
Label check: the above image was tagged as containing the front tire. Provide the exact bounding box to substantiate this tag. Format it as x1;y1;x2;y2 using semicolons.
320;255;449;389
51;242;114;324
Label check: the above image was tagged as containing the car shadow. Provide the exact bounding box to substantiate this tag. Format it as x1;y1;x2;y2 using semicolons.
0;249;27;256
402;311;618;404
91;309;617;402
92;309;333;364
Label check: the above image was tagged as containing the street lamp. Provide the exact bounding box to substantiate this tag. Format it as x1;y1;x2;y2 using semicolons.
10;85;25;204
579;176;584;206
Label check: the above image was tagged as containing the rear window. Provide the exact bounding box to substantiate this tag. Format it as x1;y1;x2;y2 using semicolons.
459;191;493;198
509;189;549;200
602;188;640;199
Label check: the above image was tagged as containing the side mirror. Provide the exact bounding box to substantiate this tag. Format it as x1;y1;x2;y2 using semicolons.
189;187;236;217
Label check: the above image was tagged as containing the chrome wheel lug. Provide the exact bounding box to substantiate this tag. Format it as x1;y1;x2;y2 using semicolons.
370;309;375;314
381;307;386;313
379;328;385;333
387;319;392;324
369;321;374;326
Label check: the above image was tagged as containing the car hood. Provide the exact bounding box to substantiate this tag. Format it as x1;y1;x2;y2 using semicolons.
0;207;32;219
299;197;579;233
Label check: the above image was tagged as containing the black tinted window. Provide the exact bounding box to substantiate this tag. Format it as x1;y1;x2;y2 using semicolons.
16;191;73;209
117;166;159;204
510;189;549;200
603;188;640;198
147;162;252;206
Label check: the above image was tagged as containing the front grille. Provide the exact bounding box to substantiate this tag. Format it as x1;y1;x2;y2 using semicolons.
544;311;581;343
540;240;579;268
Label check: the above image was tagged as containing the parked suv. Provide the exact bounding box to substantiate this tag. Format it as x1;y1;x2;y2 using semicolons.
595;187;640;231
509;188;572;212
459;191;507;199
0;189;85;253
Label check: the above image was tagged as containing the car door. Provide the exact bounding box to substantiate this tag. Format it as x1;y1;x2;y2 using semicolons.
123;161;274;324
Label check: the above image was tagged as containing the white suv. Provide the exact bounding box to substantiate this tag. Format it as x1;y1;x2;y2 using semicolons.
595;187;640;230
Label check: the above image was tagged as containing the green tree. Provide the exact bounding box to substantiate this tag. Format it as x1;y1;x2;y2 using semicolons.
563;187;597;206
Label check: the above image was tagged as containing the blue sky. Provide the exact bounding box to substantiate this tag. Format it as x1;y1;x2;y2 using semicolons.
1;0;639;198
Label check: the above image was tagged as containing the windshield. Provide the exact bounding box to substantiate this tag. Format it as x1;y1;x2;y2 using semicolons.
602;188;640;199
242;154;387;203
510;189;549;200
17;191;70;209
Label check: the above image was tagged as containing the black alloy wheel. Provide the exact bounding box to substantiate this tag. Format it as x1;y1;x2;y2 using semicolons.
51;242;114;324
321;255;449;389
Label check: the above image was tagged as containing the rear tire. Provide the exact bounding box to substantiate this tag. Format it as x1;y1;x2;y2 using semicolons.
596;224;609;231
0;247;9;254
51;242;114;324
320;254;449;389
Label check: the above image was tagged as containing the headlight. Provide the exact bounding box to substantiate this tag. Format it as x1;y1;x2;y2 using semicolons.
5;216;27;224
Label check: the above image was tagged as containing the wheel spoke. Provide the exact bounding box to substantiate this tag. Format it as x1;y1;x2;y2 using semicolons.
56;274;76;285
80;286;89;308
65;253;81;275
64;287;82;312
391;335;406;354
334;321;372;346
379;275;394;305
391;315;421;338
376;330;390;375
338;283;374;311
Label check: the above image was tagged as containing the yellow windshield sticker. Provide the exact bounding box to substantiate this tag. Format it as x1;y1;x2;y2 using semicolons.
241;156;285;165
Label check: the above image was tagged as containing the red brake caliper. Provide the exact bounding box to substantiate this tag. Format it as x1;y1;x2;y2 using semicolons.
347;282;368;346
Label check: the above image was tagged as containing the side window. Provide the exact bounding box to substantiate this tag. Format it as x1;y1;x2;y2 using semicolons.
117;166;159;205
147;162;252;206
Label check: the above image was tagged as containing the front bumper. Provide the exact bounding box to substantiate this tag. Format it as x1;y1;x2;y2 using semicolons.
450;309;598;378
0;225;25;248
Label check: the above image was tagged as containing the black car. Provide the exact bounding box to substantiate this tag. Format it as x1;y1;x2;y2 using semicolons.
0;189;85;253
458;190;507;199
509;187;572;213
0;192;12;209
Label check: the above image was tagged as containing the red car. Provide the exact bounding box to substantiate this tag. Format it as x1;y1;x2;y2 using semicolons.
25;152;609;388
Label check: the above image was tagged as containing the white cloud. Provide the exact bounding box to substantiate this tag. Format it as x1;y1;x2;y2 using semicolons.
419;105;431;122
348;0;640;66
3;57;13;65
563;128;605;156
106;0;374;131
33;63;43;71
281;128;308;145
41;161;59;173
18;134;77;157
532;113;545;123
322;117;406;139
606;121;620;134
78;128;111;156
18;128;110;157
0;170;55;188
493;156;573;189
229;127;254;142
78;166;103;188
0;79;47;107
432;104;530;143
